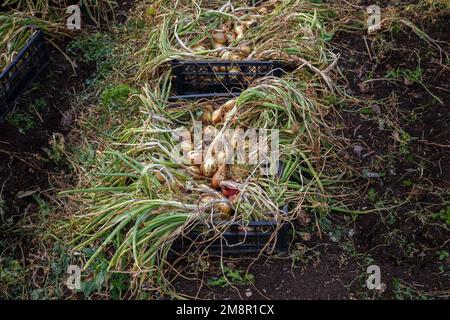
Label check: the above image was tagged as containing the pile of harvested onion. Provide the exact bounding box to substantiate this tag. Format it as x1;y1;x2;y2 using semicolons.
179;98;243;219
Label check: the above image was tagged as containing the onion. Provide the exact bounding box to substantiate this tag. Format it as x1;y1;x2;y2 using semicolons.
223;99;236;112
241;20;258;28
203;125;217;139
233;24;244;40
193;45;207;52
202;109;212;123
201;155;217;177
225;32;236;44
219;212;230;220
221;21;233;32
211;164;226;189
212;41;225;50
238;44;252;55
186;150;202;165
187;166;202;179
202;106;213;123
257;7;268;14
216;151;227;164
211;106;224;124
216;202;232;215
222;185;239;198
212;30;227;44
181;140;193;152
220;51;232;59
228;194;239;204
199;196;215;210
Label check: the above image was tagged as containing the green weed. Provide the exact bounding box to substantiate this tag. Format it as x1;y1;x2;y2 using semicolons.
386;67;443;104
6;111;35;134
69;33;115;78
431;205;450;225
207;266;254;288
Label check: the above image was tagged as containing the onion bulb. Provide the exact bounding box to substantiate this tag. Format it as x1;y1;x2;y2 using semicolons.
228;194;239;204
199;196;215;210
187;166;202;179
216;151;227;164
201;155;217;177
186;150;202;165
202;105;213;123
220;51;232;59
241;20;258;28
233;24;244;40
225;32;236;44
223;99;236;112
216;202;232;215
212;41;225;50
212;30;227;44
222;185;239;198
211;164;226;189
221;21;233;32
180;140;193;153
193;45;207;52
220;51;241;61
238;44;252;55
202;109;212;123
203;125;217;140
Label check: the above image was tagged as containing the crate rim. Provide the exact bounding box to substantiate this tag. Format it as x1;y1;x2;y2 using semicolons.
171;59;282;66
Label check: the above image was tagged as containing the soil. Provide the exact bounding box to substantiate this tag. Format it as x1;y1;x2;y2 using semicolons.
0;44;93;222
171;242;359;300
331;9;450;297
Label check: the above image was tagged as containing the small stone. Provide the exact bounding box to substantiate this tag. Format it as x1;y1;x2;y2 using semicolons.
362;170;381;178
372;104;381;115
226;262;236;270
245;289;252;298
404;78;413;86
354;145;363;158
297;210;311;226
300;232;311;241
358;82;372;94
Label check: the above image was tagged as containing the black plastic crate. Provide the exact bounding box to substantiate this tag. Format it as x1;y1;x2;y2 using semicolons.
174;219;289;255
170;60;283;100
172;191;290;256
0;29;50;122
